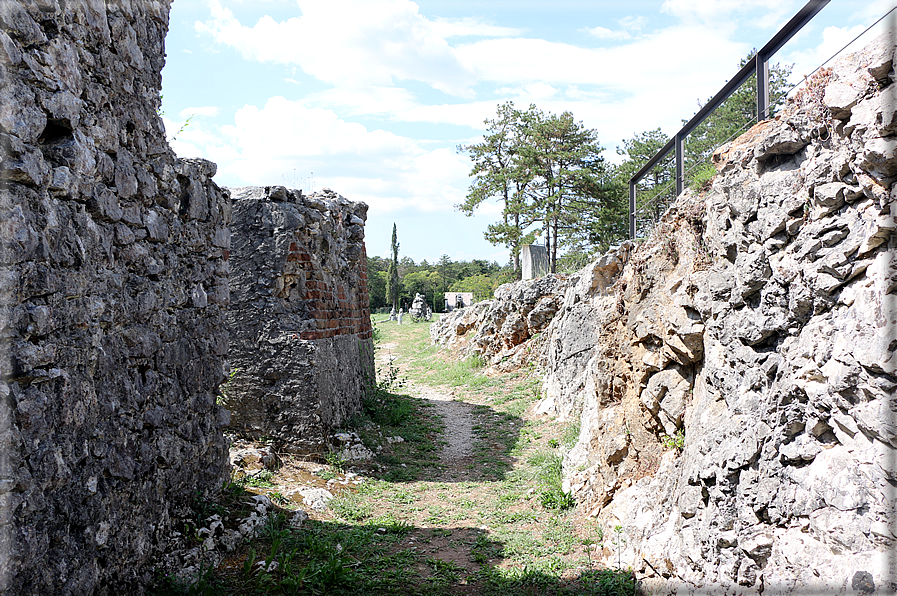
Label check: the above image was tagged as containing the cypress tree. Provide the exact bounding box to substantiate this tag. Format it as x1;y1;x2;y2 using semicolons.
386;224;400;310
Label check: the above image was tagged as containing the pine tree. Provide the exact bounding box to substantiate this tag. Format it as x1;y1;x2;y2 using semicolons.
457;102;540;273
684;53;793;186
459;103;611;274
516;110;608;272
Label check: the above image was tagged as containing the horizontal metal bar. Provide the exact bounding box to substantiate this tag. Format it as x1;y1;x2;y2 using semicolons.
628;137;675;189
683;56;757;139
630;0;831;184
627;0;832;239
759;0;830;58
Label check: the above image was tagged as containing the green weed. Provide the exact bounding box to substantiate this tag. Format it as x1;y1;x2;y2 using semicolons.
331;493;373;522
661;429;685;451
529;450;575;511
243;469;275;488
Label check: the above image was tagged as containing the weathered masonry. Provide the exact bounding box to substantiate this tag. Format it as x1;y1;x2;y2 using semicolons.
0;1;230;594
225;186;374;453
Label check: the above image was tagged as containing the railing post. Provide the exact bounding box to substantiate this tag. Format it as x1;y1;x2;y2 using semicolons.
629;179;636;239
675;132;684;196
756;52;769;120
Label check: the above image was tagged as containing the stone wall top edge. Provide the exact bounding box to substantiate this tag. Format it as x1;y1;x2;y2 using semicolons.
227;185;369;216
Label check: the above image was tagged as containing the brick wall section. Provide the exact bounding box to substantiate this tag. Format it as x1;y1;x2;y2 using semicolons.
291;245;372;341
226;186;374;453
0;2;230;594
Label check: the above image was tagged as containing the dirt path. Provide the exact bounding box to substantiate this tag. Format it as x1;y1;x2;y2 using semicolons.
414;384;474;463
380;337;476;468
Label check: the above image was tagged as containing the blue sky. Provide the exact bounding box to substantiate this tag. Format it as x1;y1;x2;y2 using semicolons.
161;0;894;264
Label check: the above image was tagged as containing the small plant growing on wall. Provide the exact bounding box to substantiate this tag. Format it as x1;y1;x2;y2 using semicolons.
216;368;238;406
611;525;626;570
661;429;685;451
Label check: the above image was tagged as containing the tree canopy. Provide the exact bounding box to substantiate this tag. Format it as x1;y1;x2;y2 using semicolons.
458;103;617;274
367;254;510;312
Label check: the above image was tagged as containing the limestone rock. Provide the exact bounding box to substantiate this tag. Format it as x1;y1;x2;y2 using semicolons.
532;31;896;594
430;273;571;369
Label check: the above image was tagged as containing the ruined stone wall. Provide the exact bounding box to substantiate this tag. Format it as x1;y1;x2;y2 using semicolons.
226;186;374;453
0;2;230;594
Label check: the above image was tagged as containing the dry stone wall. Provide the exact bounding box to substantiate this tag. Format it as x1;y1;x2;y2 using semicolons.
0;1;230;594
226;186;374;453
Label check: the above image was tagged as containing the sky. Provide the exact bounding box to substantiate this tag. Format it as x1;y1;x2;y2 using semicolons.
161;0;895;264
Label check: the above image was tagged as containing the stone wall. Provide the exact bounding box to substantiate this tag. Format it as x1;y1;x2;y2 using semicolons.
537;33;896;594
0;1;231;594
226;186;374;453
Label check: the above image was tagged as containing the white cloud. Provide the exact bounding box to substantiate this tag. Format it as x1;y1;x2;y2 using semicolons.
783;23;881;81
195;0;476;96
168;96;471;214
431;17;523;38
179;105;219;118
304;85;420;117
495;82;559;101
289;20;750;150
456;25;747;96
619;15;648;31
661;0;795;27
398;101;500;128
191;0;751;141
856;0;897;22
584;26;631;40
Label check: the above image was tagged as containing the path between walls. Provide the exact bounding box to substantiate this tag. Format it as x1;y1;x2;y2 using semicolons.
414;384;474;463
377;340;475;465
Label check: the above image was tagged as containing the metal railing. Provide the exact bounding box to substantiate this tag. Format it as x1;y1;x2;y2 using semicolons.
628;0;831;239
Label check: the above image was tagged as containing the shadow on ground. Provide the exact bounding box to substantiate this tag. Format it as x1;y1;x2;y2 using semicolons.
151;506;638;596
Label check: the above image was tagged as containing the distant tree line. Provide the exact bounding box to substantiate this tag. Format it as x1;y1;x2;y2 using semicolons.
367;252;512;312
457;52;792;273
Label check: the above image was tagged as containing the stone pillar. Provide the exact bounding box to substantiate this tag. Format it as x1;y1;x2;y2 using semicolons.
226;186;374;453
521;244;549;280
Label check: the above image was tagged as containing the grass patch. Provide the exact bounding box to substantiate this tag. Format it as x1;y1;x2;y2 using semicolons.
529;450;575;511
330;492;374;522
